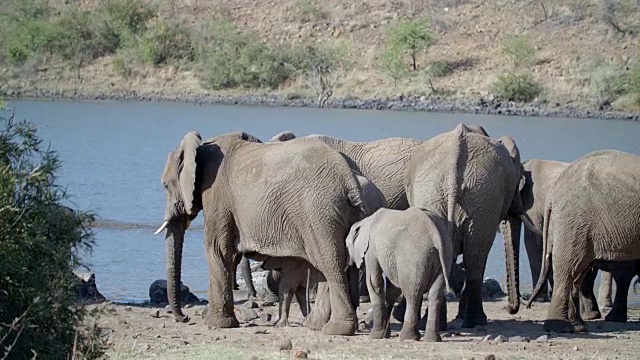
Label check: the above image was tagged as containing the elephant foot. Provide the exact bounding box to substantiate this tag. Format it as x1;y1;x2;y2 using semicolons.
359;295;371;304
369;328;389;339
604;312;628;323
173;313;190;323
462;312;488;328
303;309;330;331
399;327;421;341
205;313;239;329
543;319;589;333
274;318;290;328
321;319;357;336
423;331;443;343
581;309;602;321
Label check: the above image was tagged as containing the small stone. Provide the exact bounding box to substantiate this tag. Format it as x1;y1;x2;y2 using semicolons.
485;355;495;360
278;338;293;351
161;323;166;329
183;340;190;345
165;305;172;313
481;335;492;343
494;335;507;343
244;300;258;309
155;334;161;338
292;349;308;358
124;306;132;311
260;313;272;322
534;335;548;343
237;307;258;322
508;336;530;342
119;320;128;325
574;346;579;351
151;310;160;318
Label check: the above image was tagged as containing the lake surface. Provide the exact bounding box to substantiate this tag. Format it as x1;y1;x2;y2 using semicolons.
7;99;640;303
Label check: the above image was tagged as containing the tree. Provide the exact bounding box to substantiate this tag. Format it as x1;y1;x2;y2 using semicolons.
379;46;407;87
386;19;434;71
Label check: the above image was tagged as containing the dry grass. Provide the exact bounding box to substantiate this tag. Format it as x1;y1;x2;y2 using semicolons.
2;0;639;109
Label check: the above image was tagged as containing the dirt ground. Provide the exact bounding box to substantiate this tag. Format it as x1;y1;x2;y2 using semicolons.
97;290;640;360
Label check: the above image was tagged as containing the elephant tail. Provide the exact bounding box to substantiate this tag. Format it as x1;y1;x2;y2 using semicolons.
526;201;552;309
346;172;369;220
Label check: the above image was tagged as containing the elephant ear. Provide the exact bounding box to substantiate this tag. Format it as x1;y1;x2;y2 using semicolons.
270;131;297;142
178;131;202;215
346;220;370;269
498;135;527;213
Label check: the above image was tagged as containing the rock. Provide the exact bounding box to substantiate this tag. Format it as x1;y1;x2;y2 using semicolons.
149;279;200;305
73;272;107;303
482;278;506;300
244;300;258;309
292;349;308;358
480;335;492;343
237;307;258;322
150;310;160;318
494;335;507;343
485;355;496;360
261;301;276;307
534;335;548;343
508;336;530;342
259;312;272;322
278;338;293;351
573;346;579;351
165;305;172;313
124;306;132;312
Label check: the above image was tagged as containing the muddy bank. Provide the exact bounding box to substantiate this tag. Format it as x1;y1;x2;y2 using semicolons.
4;88;639;121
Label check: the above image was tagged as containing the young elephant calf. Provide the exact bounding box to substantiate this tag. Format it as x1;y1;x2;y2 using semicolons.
346;207;453;341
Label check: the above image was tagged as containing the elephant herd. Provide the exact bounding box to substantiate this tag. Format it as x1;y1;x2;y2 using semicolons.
154;123;640;342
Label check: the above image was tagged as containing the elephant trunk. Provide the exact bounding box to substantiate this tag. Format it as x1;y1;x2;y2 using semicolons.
165;221;190;323
502;215;521;314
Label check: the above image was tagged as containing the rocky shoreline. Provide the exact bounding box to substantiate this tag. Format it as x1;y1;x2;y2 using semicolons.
4;88;640;121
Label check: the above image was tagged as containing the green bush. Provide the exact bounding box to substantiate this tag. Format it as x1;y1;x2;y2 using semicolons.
501;35;536;69
379;46;407;87
491;72;543;102
385;19;435;71
139;19;195;65
0;103;104;359
50;9;113;64
589;63;628;104
95;0;156;51
201;21;297;89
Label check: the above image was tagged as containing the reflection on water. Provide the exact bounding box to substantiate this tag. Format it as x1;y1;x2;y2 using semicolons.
10;99;640;303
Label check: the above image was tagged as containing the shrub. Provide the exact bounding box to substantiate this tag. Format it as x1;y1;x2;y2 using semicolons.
139;19;195;65
201;21;298;89
0;103;104;359
501;35;536;69
385;19;435;71
491;72;543;102
424;60;454;78
589;63;628;105
95;0;156;52
50;9;111;65
379;46;407;87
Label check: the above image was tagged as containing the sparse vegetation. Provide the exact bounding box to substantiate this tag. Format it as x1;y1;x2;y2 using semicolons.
501;35;536;69
0;101;105;359
379;46;407;87
491;72;543;102
293;0;329;23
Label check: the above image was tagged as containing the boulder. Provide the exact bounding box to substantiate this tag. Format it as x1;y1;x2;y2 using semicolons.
73;272;106;303
482;278;506;300
149;279;199;305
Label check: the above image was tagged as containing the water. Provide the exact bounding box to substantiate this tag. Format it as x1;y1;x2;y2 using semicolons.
7;99;640;302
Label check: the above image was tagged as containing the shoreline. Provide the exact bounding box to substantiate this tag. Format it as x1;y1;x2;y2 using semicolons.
4;88;640;121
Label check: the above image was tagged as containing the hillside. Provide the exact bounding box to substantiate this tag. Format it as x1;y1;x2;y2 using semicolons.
1;0;639;116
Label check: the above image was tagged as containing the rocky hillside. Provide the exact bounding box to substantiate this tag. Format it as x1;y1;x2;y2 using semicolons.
1;0;639;114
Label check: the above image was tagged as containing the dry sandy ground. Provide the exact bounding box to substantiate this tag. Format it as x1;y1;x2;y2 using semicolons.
98;290;640;360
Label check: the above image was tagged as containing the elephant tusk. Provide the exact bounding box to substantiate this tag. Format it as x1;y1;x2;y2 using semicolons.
154;221;169;235
519;214;542;236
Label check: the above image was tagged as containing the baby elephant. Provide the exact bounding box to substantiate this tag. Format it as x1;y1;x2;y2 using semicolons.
346;207;453;342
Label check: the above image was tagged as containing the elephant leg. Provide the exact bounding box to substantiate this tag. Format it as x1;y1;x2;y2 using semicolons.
579;267;601;320
295;286;309;317
461;243;491;328
304;279;331;330
524;230;550;301
456;283;467;320
359;267;370;303
423;275;445;342
204;243;240;329
399;290;421;341
418;293;447;332
347;266;360;312
275;277;293;328
239;255;256;298
264;270;280;302
543;252;589;333
231;254;241;290
598;270;614;308
605;262;634;323
366;259;390;339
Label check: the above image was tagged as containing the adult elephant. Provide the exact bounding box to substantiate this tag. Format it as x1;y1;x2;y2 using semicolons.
155;131;368;335
405;124;540;328
527;150;640;332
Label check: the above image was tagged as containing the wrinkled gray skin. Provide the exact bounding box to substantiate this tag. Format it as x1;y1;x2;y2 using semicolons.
346;207;453;342
261;257;320;327
527;150;640;333
405;124;538;328
157;131;368;335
